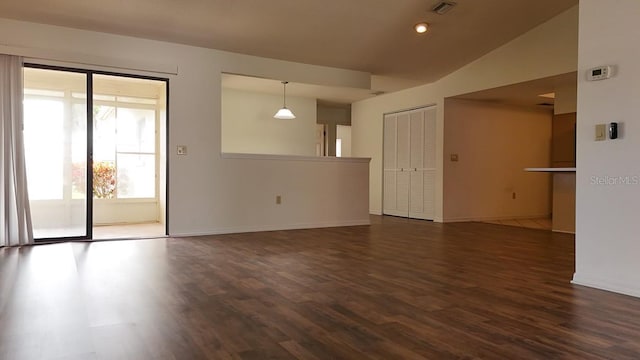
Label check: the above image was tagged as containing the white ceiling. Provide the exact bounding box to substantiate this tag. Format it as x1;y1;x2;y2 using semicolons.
1;0;577;88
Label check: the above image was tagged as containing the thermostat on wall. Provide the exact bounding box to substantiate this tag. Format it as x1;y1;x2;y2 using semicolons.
587;66;612;81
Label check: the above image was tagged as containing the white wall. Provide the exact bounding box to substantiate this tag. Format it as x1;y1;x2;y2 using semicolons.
214;154;369;234
352;6;578;220
222;88;317;156
443;99;552;221
572;0;640;297
336;125;352;157
0;18;371;236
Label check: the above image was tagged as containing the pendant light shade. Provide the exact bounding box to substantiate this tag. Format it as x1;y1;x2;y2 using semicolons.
274;107;296;119
274;81;296;119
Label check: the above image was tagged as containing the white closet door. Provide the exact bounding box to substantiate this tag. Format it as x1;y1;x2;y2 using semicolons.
383;114;399;215
396;114;411;216
410;107;436;220
383;106;436;220
409;111;425;218
422;107;437;219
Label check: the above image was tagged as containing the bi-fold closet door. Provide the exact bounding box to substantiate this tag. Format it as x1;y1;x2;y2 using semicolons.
383;106;436;220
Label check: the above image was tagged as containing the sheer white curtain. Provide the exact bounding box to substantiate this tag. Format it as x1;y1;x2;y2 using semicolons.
0;54;33;247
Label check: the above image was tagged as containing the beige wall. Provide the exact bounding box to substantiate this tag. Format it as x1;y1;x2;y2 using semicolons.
352;6;578;220
222;88;317;156
317;105;351;125
554;84;577;115
573;0;640;297
443;99;552;221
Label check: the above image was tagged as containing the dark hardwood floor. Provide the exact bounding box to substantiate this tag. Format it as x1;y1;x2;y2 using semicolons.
2;216;640;359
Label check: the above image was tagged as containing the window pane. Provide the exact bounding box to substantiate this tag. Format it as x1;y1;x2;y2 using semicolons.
72;103;87;199
93;105;116;162
116;108;155;153
24;98;64;200
116;154;155;198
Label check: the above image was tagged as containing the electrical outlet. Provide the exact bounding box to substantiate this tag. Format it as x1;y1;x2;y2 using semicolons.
177;145;187;155
276;195;282;204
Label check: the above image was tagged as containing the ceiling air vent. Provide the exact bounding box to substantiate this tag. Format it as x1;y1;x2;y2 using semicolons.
432;1;457;15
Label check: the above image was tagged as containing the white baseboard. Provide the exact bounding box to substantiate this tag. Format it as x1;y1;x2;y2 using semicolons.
442;214;551;223
552;229;575;234
170;219;371;238
572;273;640;299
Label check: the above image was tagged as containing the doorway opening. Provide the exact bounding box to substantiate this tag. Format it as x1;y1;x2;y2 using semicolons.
443;72;577;232
23;65;168;241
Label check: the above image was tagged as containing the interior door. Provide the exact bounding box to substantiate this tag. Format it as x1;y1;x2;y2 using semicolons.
23;67;91;240
383;112;410;217
383;106;436;220
396;113;411;216
383;114;398;215
410;107;436;220
409;111;425;218
382;115;398;215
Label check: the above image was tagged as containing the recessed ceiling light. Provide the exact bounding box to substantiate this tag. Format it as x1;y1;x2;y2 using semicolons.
415;23;429;34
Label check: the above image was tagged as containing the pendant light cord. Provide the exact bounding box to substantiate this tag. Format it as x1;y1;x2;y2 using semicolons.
282;81;288;107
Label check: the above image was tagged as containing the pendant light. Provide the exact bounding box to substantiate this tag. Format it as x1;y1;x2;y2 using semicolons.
274;81;296;119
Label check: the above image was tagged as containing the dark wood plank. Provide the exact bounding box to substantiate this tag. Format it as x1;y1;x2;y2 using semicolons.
2;216;640;359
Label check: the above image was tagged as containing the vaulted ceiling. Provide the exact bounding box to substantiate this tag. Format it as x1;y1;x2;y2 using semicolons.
1;0;577;92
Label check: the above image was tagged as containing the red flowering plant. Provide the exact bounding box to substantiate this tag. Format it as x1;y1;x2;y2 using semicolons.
92;161;116;198
71;161;117;199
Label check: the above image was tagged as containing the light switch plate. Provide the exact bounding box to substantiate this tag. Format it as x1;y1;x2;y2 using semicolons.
177;145;187;155
595;124;606;141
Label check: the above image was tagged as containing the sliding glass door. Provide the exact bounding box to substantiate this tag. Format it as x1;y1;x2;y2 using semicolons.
91;74;166;237
23;67;91;239
23;65;168;241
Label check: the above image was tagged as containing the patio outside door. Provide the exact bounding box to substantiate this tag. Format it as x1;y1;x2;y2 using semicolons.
23;67;91;239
